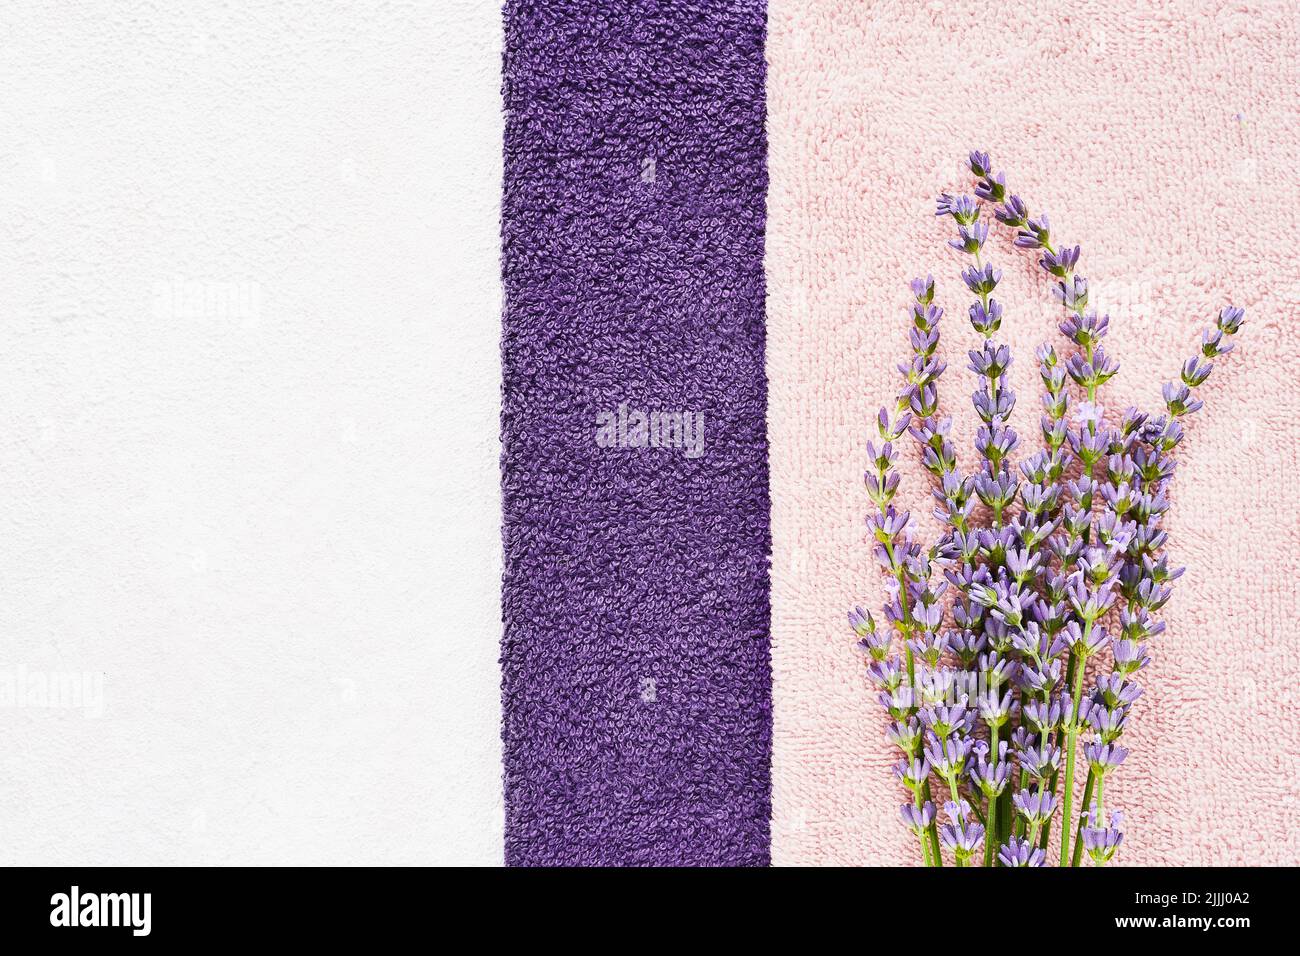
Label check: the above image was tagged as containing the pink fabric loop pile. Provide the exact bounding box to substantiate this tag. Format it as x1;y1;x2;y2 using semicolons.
766;0;1300;866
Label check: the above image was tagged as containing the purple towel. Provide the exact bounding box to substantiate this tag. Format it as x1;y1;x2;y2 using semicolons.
500;0;771;865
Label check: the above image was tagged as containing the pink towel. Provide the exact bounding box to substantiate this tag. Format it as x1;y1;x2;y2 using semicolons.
766;0;1300;865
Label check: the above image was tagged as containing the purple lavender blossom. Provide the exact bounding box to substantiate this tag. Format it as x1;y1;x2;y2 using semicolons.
1012;788;1057;825
950;222;989;254
998;836;1046;867
962;263;1001;296
939;800;985;865
1041;244;1080;277
1084;741;1130;773
1014;214;1050;249
936;193;978;223
900;801;936;834
1081;808;1124;864
995;194;1028;227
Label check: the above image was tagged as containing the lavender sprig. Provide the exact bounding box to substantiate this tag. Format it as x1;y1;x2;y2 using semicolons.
936;167;1030;862
978;157;1246;863
851;150;1244;866
856;398;945;865
975;154;1132;863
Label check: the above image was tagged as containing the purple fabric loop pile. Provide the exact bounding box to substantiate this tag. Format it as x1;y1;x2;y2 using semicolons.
500;1;772;865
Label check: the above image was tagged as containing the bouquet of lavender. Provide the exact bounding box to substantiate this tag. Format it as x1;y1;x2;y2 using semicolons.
851;150;1244;867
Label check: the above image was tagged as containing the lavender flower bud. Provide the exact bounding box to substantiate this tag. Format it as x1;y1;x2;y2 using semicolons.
895;756;931;793
921;701;974;739
1066;348;1120;392
867;658;904;690
1081;702;1129;743
969;299;1003;335
886;720;924;759
1111;639;1151;675
1094;674;1143;709
1059;309;1109;347
1162;381;1203;417
866;506;910;543
950;222;989;254
998;836;1046;867
975;171;1006;203
1079;546;1121;586
1023;697;1066;736
982;623;1018;660
1082;807;1124;864
1216;305;1245;334
910;274;935;305
1120;406;1149;437
977;689;1016;730
1018;659;1062;697
1181;356;1213;386
1040;244;1080;277
1201;327;1235;357
1006;618;1042;654
1016;738;1062;780
916;666;959;706
877;406;911;440
1141;554;1184;584
908;629;950;666
900;800;936;835
1119;607;1165;641
1009;548;1043;583
936;193;978;224
925;733;974;784
848;606;875;639
1019;482;1060;517
1066;576;1117;623
995;194;1028;227
866;439;897;471
975;474;1019;513
1054;276;1088;311
975;423;1021;469
939;800;985;864
879;686;917;721
1012;787;1057;825
961;263;1002;297
970;741;1012;797
1133;577;1173;611
948;628;986;666
1014;214;1050;249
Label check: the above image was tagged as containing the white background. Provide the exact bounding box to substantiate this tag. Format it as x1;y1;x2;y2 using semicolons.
0;1;504;864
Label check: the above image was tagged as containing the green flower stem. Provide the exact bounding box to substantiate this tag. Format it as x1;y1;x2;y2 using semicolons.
881;537;915;687
943;776;963;867
1059;644;1090;867
984;723;1000;866
1026;814;1044;850
1077;773;1108;867
879;534;942;865
922;791;941;865
1038;649;1076;852
914;790;934;867
1014;768;1029;838
1071;769;1097;867
1085;341;1097;405
971;248;999;407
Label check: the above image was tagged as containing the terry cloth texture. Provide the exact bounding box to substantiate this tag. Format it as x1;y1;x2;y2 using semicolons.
500;1;772;865
766;0;1300;865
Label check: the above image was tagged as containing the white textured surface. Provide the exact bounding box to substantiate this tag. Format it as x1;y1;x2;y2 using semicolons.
0;1;504;864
